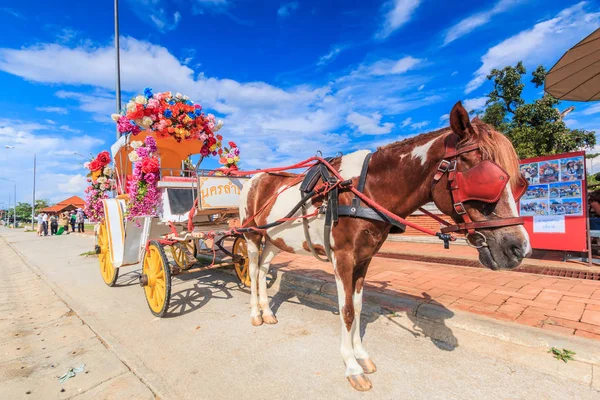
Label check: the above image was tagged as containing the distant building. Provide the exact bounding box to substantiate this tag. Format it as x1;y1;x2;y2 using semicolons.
39;196;85;215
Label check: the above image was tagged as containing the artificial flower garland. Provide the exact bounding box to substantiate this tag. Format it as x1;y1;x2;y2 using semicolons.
126;136;161;220
84;151;116;222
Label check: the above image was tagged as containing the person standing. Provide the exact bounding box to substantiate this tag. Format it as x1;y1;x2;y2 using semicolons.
50;214;58;235
70;212;76;232
42;213;49;236
36;213;43;236
76;209;84;233
59;212;69;234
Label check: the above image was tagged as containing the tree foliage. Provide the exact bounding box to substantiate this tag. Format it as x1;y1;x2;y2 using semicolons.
480;62;596;159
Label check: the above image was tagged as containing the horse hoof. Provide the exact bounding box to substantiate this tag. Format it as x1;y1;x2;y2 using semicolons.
251;315;263;326
347;374;372;391
357;358;377;374
262;314;278;325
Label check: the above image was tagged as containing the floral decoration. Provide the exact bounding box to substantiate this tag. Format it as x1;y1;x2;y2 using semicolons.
111;88;236;162
126;135;161;220
84;151;116;222
218;141;241;171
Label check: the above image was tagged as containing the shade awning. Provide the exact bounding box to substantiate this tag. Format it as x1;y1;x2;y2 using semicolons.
544;27;600;102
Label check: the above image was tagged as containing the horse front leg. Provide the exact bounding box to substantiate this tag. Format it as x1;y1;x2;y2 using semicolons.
352;260;376;374
245;237;263;326
258;242;279;324
333;253;373;392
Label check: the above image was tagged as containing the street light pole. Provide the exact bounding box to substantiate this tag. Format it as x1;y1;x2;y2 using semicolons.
31;153;36;230
114;0;122;140
1;178;17;227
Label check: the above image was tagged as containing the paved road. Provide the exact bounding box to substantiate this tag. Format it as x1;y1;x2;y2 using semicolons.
1;227;599;400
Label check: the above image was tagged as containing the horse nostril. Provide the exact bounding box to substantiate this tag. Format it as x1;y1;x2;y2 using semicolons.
510;245;523;260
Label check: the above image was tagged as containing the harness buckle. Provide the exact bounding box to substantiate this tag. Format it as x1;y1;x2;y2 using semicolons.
438;160;451;172
448;160;457;172
453;202;466;215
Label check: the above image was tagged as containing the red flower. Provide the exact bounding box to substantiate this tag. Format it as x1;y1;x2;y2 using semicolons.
141;157;160;174
228;141;237;148
208;137;217;146
89;159;102;171
218;148;223;155
216;134;223;141
96;151;111;166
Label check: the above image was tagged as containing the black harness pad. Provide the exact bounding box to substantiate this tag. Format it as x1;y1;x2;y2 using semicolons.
300;157;333;193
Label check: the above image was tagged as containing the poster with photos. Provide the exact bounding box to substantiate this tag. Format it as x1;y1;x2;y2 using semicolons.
561;198;583;216
523;184;548;200
539;160;560;183
520;199;548;216
560;156;585;182
520;162;539;184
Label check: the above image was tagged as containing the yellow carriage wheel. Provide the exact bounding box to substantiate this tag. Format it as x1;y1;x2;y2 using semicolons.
171;241;196;270
232;237;262;287
142;241;171;317
97;221;119;287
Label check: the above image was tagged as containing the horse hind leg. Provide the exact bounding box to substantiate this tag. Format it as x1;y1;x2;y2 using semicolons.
258;242;279;324
333;254;372;392
245;237;262;326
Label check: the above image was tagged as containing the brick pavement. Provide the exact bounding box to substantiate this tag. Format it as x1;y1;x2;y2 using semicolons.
270;242;600;341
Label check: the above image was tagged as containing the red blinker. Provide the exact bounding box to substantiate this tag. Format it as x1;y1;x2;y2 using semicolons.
454;160;509;203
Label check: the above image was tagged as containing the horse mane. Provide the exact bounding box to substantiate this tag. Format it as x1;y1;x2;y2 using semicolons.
376;119;521;185
468;120;521;186
376;127;450;152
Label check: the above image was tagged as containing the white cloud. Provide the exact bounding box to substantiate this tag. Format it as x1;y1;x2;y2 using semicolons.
451;71;458;76
410;121;429;129
125;0;181;32
59;125;82;134
440;113;449;122
582;103;600;116
317;46;344;67
418;84;425;91
192;0;230;13
367;56;424;76
45;119;56;125
466;2;600;94
0;36;444;170
57;174;88;194
401;117;412;127
0;119;104;203
375;0;422;39
278;2;299;18
442;0;526;46
463;96;487;112
36;106;68;114
347;111;394;135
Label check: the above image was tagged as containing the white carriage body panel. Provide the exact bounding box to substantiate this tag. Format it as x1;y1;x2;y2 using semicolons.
102;198;127;268
198;177;248;210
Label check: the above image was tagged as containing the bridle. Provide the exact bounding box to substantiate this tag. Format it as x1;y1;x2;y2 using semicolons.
432;134;528;248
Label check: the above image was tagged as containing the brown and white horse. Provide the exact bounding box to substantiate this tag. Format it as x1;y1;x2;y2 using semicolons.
238;102;531;391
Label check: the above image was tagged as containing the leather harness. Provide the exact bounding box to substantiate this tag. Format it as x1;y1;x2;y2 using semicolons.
300;153;406;262
299;133;527;261
431;134;526;240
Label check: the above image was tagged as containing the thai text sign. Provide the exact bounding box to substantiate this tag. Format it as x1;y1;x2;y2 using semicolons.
198;176;248;209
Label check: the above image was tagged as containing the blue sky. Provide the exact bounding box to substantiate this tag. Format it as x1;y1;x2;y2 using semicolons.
0;0;599;204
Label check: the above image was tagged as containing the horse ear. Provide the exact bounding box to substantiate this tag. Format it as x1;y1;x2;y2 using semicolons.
449;101;474;138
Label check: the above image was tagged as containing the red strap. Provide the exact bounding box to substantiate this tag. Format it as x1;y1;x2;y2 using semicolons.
441;217;525;233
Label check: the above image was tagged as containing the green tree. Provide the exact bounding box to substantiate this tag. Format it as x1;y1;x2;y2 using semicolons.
480;62;596;159
34;199;49;214
15;202;33;221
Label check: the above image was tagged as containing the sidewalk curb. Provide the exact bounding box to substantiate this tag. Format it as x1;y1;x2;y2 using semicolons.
1;236;178;400
242;266;600;368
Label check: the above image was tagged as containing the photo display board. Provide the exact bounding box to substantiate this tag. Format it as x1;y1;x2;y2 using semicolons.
518;151;587;252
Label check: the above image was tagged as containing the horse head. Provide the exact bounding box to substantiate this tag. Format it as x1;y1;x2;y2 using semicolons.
430;102;532;270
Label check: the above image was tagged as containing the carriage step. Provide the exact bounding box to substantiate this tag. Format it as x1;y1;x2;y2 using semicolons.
174;243;198;265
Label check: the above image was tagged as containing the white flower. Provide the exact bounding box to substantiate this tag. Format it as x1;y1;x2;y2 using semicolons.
111;114;121;121
101;184;109;191
214;120;223;132
175;92;183;99
135;95;147;104
142;116;153;128
183;95;189;100
83;162;90;169
128;151;140;162
126;101;137;112
130;141;143;149
97;176;107;184
103;166;113;176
